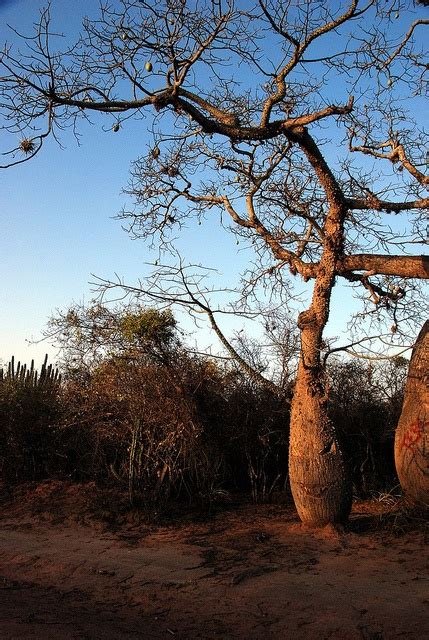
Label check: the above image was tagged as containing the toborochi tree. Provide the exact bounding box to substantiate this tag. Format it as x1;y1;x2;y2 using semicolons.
394;320;428;505
1;1;428;525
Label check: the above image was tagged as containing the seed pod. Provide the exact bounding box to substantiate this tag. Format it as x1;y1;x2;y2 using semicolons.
19;138;35;154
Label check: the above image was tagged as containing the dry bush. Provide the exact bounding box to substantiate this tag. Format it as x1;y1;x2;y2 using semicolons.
59;354;289;508
328;358;406;496
179;359;291;502
0;346;407;514
59;359;200;506
42;303;291;506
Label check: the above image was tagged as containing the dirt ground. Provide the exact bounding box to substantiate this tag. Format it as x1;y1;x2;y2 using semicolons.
0;481;427;639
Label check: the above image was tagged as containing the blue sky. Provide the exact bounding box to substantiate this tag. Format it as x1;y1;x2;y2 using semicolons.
0;1;426;368
0;1;266;366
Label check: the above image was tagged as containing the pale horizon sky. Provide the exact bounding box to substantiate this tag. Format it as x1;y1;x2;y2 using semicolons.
0;1;426;370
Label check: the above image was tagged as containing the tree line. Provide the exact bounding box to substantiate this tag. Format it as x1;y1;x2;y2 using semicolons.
0;305;412;515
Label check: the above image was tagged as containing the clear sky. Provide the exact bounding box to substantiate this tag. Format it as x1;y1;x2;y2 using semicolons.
0;0;170;365
1;0;288;367
0;1;426;369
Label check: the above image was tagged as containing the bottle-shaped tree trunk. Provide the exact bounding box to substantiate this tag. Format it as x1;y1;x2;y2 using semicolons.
394;320;429;506
289;312;352;527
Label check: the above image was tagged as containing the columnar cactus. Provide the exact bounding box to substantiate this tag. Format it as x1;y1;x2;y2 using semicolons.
1;354;61;388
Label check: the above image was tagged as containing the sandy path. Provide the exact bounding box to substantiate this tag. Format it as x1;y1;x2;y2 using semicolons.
1;508;428;640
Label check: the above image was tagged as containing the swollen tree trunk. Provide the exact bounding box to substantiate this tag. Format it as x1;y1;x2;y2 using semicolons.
289;318;352;526
286;131;353;526
394;320;429;506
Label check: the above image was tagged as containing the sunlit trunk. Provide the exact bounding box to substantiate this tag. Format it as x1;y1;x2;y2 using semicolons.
394;320;429;506
289;318;352;526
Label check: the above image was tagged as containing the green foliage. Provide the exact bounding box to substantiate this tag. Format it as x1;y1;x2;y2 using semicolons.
45;303;180;372
118;308;176;352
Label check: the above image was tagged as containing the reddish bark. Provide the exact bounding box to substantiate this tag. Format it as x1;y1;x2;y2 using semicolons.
394;321;429;506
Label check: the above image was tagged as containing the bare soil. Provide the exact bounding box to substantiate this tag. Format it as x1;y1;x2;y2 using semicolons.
0;481;427;639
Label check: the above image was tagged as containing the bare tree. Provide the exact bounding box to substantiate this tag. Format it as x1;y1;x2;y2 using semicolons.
1;0;428;526
93;260;292;395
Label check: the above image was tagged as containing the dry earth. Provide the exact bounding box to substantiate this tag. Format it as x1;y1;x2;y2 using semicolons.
0;481;427;639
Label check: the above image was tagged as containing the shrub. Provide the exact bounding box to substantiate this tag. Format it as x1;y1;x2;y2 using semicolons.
0;341;406;512
328;358;406;495
58;353;290;507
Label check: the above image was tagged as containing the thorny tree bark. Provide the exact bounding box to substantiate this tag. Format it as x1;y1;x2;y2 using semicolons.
1;1;428;525
394;321;428;506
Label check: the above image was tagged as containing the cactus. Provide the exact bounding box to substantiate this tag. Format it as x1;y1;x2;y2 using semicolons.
0;354;61;388
0;354;62;483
